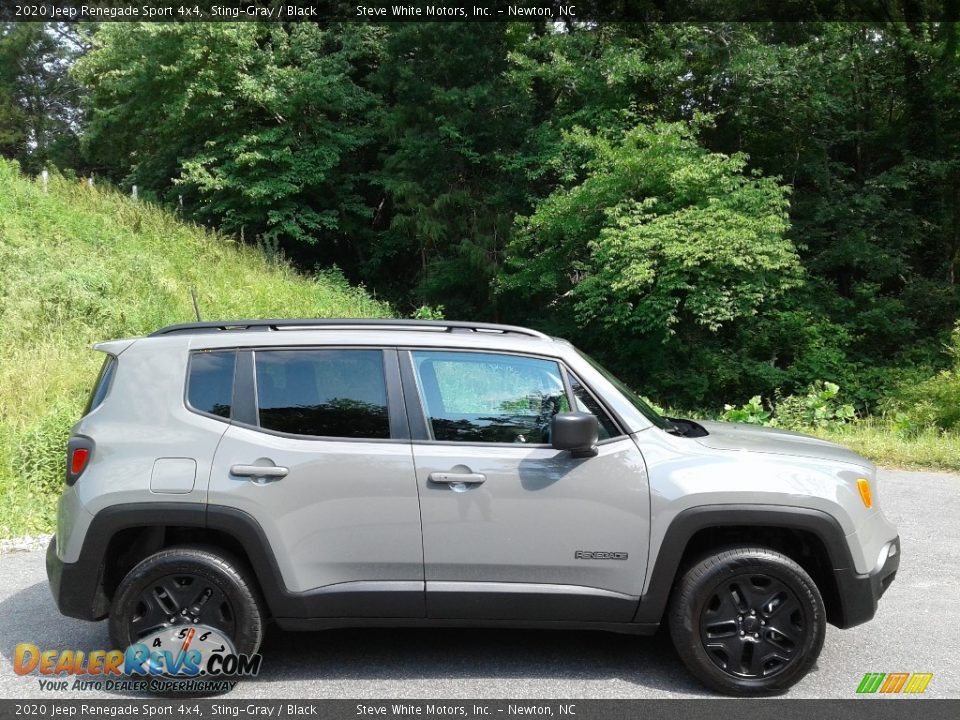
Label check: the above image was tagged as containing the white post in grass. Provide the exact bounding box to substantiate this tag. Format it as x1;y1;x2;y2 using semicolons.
87;176;94;188
41;169;49;192
132;185;138;200
178;195;184;212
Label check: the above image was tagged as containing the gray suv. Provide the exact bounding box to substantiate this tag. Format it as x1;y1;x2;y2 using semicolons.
46;319;900;695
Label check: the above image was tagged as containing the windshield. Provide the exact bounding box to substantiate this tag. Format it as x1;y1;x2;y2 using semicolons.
578;351;669;430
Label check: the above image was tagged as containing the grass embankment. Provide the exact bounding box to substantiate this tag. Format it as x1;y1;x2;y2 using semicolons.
0;159;391;537
810;423;960;474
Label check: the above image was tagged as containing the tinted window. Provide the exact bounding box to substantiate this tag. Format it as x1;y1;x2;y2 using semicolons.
411;351;568;443
569;372;620;440
187;351;236;419
255;350;389;439
85;355;118;415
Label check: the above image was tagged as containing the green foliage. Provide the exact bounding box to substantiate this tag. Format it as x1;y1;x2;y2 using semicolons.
775;382;857;430
504;119;800;340
366;23;528;315
0;158;391;536
813;421;960;473
891;324;960;431
720;382;855;430
0;24;85;174
4;19;957;426
75;23;379;257
411;304;446;320
720;396;772;425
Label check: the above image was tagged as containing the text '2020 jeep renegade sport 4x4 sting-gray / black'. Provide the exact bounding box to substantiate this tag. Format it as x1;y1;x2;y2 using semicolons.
46;319;900;695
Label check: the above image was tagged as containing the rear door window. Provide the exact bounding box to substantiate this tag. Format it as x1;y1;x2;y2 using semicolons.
254;349;390;439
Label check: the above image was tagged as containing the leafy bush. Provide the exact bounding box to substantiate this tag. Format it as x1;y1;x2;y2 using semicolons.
720;396;772;425
411;304;446;320
720;381;855;430
891;324;960;431
776;382;856;429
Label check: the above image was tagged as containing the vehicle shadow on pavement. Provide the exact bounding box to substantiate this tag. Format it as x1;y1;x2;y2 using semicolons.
250;625;710;695
1;579;709;697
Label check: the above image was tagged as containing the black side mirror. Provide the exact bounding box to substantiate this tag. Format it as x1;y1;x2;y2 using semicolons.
551;412;599;457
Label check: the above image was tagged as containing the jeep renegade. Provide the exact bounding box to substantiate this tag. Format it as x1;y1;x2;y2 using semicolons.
46;319;900;695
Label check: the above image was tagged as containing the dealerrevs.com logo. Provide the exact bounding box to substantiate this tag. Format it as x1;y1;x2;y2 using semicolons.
856;672;933;694
14;625;262;694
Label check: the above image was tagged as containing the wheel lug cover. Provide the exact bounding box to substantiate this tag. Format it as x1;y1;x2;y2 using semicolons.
750;609;756;615
739;630;745;636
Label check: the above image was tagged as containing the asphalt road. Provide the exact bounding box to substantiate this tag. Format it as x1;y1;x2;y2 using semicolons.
0;469;957;700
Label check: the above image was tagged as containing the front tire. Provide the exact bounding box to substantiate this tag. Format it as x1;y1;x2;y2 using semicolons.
109;546;263;657
668;546;826;696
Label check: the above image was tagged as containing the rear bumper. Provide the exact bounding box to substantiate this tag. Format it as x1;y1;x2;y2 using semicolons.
833;535;900;629
46;536;109;621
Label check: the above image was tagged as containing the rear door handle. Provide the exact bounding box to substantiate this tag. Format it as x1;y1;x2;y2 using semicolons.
230;464;289;479
428;472;486;485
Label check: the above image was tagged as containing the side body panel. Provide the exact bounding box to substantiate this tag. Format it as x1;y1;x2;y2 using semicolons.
398;347;652;622
207;424;423;595
412;438;650;620
57;338;227;563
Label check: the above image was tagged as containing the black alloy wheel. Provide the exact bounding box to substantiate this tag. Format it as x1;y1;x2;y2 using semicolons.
129;571;236;640
668;546;826;696
699;572;805;679
109;546;263;656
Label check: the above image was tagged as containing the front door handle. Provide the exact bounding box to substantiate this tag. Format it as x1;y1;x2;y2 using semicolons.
428;472;486;485
231;464;289;480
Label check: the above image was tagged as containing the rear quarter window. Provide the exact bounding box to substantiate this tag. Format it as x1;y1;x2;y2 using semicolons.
84;355;118;415
187;351;237;419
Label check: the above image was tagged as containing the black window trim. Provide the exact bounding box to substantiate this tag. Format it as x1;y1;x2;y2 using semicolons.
566;367;624;441
229;345;409;444
184;349;239;424
398;347;627;447
84;353;119;416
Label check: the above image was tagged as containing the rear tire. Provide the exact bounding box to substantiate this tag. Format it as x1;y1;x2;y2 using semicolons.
109;545;263;657
668;546;825;696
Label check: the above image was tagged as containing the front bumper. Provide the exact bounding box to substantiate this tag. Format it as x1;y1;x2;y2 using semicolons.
46;536;109;621
832;535;900;629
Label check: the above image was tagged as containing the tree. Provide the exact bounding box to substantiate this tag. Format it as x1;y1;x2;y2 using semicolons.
0;23;85;173
500;119;801;401
63;17;959;409
690;22;960;403
74;23;380;266
364;23;531;315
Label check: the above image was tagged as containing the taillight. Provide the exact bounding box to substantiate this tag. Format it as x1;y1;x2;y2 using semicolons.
70;448;89;475
66;437;94;486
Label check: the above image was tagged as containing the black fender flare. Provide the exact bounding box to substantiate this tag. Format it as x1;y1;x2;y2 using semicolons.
632;504;867;627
